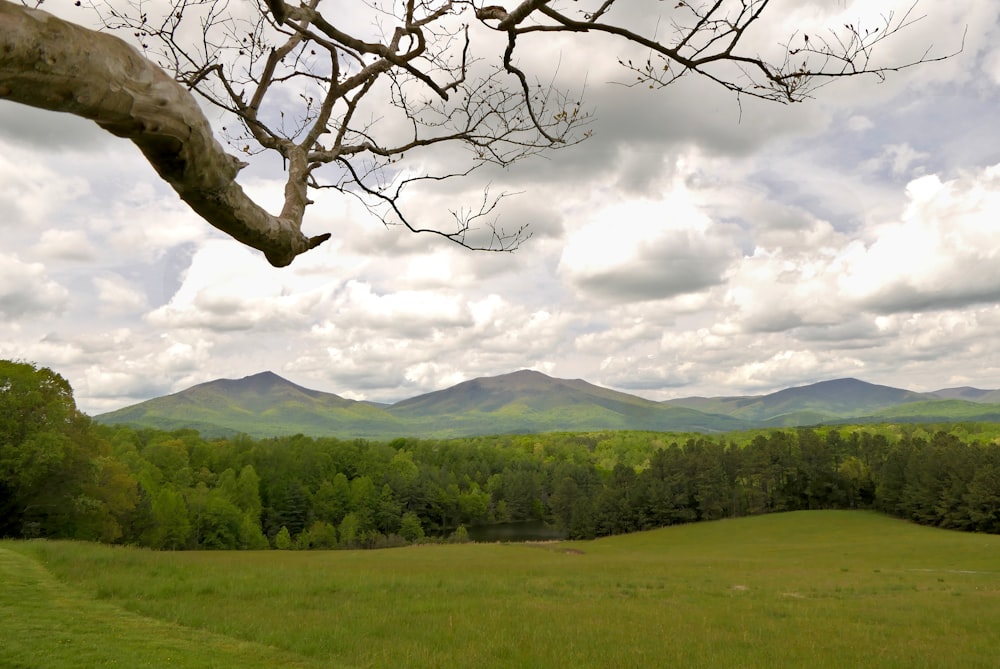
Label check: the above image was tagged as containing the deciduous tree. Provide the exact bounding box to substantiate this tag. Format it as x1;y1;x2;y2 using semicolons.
0;360;136;539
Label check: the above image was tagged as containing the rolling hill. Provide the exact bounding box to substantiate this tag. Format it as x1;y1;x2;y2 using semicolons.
94;371;1000;439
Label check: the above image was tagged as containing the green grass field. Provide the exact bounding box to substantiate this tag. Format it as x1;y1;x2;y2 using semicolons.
3;511;998;668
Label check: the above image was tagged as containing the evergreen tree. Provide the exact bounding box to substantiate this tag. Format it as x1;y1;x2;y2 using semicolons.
965;464;1000;533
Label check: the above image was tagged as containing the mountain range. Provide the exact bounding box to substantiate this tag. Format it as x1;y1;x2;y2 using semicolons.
93;370;1000;440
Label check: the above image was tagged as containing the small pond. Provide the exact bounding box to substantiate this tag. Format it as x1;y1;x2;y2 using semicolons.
466;520;566;542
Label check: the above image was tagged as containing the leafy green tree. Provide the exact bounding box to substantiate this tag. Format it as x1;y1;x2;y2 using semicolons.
197;491;244;549
428;480;461;531
140;437;193;488
239;512;270;549
302;520;339;549
235;465;264;520
338;512;361;548
0;360;136;539
449;525;470;544
398;511;425;543
146;486;192;550
74;456;140;542
548;476;580;532
458;483;491;526
349;475;378;532
273;525;293;550
216;468;238;504
385;450;423;508
500;467;541;521
313;473;351;526
375;484;402;536
838;456;874;509
118;480;156;545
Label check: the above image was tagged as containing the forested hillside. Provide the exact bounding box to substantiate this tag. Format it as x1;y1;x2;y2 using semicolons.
3;361;999;548
97;370;1000;438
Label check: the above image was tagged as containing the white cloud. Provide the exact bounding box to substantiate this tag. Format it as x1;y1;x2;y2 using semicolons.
847;115;875;132
559;161;738;303
94;274;148;314
33;229;99;262
3;0;1000;414
0;149;90;228
0;253;69;318
720;349;867;393
146;241;337;331
860;143;930;178
840;166;1000;312
89;185;210;261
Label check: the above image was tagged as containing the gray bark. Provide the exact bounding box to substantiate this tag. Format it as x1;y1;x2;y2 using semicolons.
0;1;328;266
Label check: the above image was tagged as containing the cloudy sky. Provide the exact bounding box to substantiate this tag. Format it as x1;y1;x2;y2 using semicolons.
3;0;1000;415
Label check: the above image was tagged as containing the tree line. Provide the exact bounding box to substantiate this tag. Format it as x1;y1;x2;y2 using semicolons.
2;361;998;549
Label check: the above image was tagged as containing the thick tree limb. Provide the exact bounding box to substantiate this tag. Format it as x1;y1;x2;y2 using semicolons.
0;1;329;266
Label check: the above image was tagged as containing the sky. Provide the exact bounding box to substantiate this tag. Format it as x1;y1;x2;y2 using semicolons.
3;0;1000;415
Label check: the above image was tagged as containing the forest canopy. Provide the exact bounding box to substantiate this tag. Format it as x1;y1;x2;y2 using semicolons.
2;361;998;548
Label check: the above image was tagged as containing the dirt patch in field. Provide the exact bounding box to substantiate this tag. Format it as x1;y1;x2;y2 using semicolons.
520;541;586;555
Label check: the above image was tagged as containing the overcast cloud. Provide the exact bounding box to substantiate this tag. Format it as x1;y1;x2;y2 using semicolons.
3;0;1000;414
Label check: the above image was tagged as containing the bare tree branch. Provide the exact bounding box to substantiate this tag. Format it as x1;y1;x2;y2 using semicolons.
0;0;958;266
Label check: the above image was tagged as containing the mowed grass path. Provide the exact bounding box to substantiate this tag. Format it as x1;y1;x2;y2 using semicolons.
0;545;329;668
4;511;999;668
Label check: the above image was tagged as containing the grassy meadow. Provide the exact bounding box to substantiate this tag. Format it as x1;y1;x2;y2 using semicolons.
3;511;999;668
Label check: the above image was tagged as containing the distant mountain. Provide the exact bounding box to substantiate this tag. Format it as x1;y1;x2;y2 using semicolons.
96;371;404;439
928;387;1000;403
387;369;746;436
94;371;1000;440
665;378;932;424
391;369;673;416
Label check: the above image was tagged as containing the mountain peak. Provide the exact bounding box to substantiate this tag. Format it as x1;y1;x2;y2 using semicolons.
171;369;347;407
503;369;551;379
389;368;664;418
236;370;292;388
758;377;928;409
197;370;304;393
246;370;284;381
